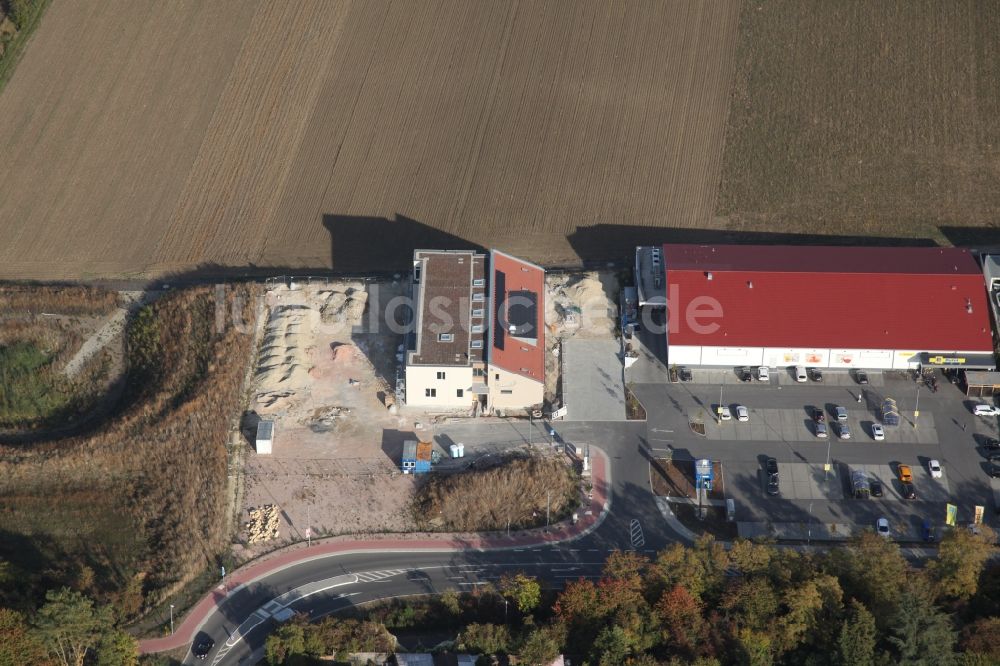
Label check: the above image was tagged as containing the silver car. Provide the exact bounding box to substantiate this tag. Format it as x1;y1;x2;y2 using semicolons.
815;422;828;438
835;406;848;421
839;423;851;439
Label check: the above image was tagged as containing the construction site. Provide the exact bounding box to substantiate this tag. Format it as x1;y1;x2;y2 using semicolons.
235;270;619;559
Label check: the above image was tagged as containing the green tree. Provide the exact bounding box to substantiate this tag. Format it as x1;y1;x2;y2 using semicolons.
438;588;461;618
32;588;112;666
95;629;137;666
0;608;50;666
928;526;995;601
499;572;542;614
887;585;956;666
264;622;306;665
591;625;632;666
458;623;511;655
959;616;1000;660
519;624;563;666
827;532;908;624
837;599;877;666
776;574;843;655
721;578;778;633
737;628;773;666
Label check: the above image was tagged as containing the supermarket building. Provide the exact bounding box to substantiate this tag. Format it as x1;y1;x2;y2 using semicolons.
660;244;996;371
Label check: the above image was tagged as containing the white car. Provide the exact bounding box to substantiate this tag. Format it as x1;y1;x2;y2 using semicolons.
973;403;1000;416
720;406;732;421
795;366;808;382
758;367;770;381
871;423;885;441
928;459;943;479
876;517;891;538
736;405;749;422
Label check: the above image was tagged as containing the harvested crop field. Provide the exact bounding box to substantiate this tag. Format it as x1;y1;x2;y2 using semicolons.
718;0;1000;242
0;0;740;280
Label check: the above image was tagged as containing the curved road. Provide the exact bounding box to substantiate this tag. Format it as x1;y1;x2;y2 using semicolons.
145;425;688;664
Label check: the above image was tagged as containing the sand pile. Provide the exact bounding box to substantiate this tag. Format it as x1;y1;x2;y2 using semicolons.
246;504;280;543
546;272;616;336
256;304;312;389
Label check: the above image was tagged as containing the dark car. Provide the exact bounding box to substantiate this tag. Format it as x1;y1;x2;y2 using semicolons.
870;480;884;498
988;458;1000;479
765;458;780;496
900;482;917;500
192;637;215;660
679;368;693;382
984;438;1000;452
922;519;937;543
856;370;869;385
809;368;823;382
736;367;752;382
813;407;825;423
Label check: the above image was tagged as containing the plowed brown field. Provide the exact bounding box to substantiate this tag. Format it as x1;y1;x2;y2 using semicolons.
0;1;740;280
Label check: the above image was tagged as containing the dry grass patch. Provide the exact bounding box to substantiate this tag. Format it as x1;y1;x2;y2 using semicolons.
0;285;260;614
413;454;579;532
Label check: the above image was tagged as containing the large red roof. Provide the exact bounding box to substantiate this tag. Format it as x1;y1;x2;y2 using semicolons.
664;244;993;351
490;250;544;382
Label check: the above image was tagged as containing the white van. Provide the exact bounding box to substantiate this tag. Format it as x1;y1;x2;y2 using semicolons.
795;366;808;382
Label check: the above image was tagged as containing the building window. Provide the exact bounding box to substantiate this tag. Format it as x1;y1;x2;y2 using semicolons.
495;373;500;381
436;371;446;380
473;278;485;287
438;333;454;342
471;309;484;318
472;324;484;333
473;367;485;377
425;388;436;398
456;389;464;398
471;340;483;349
501;389;513;395
472;293;485;302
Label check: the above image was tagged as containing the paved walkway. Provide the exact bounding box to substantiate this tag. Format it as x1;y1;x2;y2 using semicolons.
563;339;626;421
139;448;611;654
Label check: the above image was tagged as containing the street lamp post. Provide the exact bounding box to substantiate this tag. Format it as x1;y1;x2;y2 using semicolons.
914;385;920;428
718;383;724;423
807;502;814;546
169;604;174;635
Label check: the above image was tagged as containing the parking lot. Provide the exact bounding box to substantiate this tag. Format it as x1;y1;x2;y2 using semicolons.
637;368;998;542
704;406;939;445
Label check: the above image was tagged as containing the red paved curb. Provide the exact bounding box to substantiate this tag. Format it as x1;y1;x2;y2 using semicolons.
139;447;610;653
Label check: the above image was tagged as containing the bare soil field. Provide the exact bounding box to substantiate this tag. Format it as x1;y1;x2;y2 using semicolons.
717;0;1000;242
0;1;740;280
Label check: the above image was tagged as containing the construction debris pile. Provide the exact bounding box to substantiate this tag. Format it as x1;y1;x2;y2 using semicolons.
545;272;617;336
245;504;280;543
318;284;368;326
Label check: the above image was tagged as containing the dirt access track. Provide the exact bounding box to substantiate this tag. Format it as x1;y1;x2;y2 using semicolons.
0;0;739;281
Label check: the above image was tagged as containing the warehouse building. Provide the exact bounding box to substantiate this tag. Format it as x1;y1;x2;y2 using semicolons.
662;244;996;371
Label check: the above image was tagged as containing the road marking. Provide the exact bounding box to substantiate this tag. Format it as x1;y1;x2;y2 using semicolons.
630;519;646;549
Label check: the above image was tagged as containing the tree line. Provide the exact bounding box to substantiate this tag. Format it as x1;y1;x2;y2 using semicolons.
265;528;1000;665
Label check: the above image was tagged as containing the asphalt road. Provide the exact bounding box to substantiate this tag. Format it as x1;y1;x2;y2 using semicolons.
187;548;634;664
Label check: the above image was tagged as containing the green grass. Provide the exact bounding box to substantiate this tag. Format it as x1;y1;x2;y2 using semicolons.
0;340;74;428
0;0;51;96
